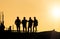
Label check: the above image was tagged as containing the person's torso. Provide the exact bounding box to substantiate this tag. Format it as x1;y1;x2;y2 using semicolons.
16;19;20;25
34;20;38;26
28;20;33;26
22;20;27;24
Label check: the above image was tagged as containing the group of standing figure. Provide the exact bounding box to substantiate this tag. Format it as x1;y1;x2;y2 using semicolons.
15;17;38;32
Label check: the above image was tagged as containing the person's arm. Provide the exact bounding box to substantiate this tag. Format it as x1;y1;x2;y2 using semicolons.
15;20;17;24
32;20;34;23
20;20;22;24
37;20;38;26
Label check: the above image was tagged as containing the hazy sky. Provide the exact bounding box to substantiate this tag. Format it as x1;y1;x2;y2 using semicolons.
0;0;60;32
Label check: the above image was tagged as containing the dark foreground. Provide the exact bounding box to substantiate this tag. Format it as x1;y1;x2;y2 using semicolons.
0;30;60;39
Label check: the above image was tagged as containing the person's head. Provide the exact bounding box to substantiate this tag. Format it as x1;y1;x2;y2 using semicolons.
29;17;31;20
17;17;19;19
34;17;36;20
23;17;26;20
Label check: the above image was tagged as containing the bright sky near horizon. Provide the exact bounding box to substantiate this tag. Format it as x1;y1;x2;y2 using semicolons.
0;0;60;32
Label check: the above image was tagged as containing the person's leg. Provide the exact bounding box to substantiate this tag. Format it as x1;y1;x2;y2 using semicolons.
36;26;37;32
24;26;27;32
28;27;29;32
35;26;37;32
30;27;32;32
18;25;20;32
33;26;34;32
23;27;24;32
17;27;18;32
19;26;20;32
25;27;27;32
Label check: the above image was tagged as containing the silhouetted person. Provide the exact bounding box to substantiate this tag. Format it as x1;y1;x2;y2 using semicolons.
0;23;5;31
22;17;27;32
15;17;21;32
33;17;38;32
28;17;33;32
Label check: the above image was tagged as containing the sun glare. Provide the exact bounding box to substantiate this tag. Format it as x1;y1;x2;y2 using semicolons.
52;6;60;18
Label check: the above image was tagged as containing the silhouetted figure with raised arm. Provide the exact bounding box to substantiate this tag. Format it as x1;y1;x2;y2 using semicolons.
28;17;33;32
33;17;38;32
0;23;5;31
22;17;27;32
15;17;21;32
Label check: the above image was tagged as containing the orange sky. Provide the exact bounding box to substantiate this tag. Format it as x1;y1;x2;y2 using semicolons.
0;0;60;32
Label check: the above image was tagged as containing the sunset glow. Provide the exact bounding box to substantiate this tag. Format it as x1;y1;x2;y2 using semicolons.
52;6;60;18
0;0;60;32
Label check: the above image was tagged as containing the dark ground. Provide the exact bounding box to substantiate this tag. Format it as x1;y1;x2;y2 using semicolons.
0;30;60;39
